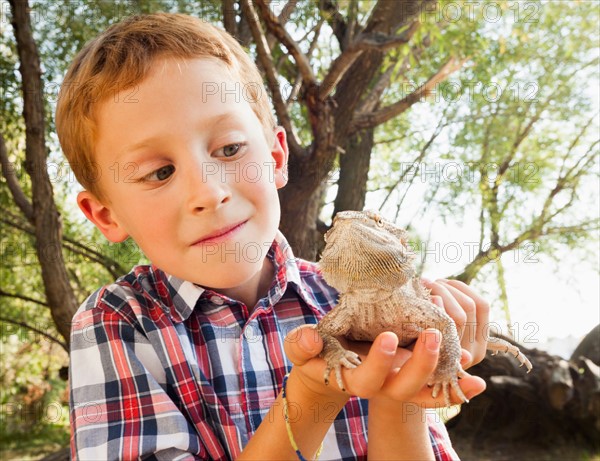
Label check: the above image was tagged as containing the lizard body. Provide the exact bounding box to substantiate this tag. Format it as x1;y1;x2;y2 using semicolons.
316;210;532;406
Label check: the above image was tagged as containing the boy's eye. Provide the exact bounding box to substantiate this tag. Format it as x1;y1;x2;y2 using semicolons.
217;143;245;158
143;165;175;182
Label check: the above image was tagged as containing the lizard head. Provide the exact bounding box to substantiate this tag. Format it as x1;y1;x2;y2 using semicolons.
318;210;416;291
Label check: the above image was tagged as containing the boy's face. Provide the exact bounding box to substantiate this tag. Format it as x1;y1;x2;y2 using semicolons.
78;57;288;291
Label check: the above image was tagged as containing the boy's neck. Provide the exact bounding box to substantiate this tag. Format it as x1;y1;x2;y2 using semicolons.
215;257;275;311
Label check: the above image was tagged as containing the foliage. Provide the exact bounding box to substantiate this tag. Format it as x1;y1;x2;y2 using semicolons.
369;0;599;272
0;333;69;459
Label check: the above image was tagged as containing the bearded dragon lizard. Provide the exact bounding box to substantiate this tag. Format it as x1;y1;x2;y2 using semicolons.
317;210;532;406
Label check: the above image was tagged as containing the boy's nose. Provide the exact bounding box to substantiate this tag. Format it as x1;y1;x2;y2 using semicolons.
185;160;232;212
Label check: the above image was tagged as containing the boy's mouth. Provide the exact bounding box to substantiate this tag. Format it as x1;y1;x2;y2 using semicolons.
192;220;248;245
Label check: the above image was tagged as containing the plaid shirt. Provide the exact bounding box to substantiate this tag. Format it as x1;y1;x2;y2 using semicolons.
69;231;459;460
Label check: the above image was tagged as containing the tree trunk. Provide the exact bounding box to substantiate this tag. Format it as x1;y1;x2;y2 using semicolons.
279;153;328;261
9;0;78;346
333;128;375;216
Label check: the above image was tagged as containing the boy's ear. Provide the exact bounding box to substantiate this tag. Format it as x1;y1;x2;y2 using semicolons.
77;191;129;243
271;126;289;189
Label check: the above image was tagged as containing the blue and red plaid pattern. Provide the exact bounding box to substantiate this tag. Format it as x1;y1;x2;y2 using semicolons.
69;231;459;460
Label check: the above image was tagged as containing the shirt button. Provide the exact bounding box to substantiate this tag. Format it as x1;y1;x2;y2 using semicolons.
210;295;224;305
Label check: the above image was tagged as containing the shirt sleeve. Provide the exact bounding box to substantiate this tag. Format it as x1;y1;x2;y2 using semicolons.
68;297;205;461
427;412;461;461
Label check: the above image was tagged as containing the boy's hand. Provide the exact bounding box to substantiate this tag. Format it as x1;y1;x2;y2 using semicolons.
422;278;490;370
285;277;489;406
284;327;485;407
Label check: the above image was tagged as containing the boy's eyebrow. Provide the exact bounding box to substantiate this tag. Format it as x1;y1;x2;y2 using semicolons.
115;112;238;160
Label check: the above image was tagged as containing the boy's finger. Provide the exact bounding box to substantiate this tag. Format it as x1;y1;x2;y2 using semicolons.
437;280;479;358
460;349;473;367
344;332;399;397
383;329;441;400
283;325;323;366
442;279;491;365
431;295;443;308
423;280;467;338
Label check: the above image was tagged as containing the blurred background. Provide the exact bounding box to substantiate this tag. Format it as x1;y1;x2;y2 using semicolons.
1;0;598;459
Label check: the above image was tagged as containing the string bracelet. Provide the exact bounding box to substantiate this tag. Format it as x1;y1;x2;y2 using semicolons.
282;373;324;461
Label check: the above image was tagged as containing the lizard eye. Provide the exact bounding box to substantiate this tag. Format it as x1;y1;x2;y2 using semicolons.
375;217;384;227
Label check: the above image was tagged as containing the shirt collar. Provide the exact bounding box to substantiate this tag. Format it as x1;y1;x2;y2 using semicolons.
151;230;323;323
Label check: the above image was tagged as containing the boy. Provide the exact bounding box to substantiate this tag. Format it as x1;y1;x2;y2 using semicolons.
56;12;487;461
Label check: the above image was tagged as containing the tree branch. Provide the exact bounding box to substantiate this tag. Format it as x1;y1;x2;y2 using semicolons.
378;108;449;211
278;0;298;25
358;60;398;114
240;0;303;154
351;56;465;130
1;211;127;279
286;18;325;106
0;289;48;307
497;141;599;257
0;314;67;351
359;28;434;115
319;21;420;101
222;0;237;36
0;132;34;222
354;26;422;51
331;0;430;145
558;113;598;178
253;0;316;86
538;138;599;225
499;218;599;256
318;0;348;49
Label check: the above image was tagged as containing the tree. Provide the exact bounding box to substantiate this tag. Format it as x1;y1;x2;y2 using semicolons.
2;0;78;346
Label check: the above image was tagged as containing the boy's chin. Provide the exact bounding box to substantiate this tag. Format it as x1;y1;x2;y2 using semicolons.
183;259;266;290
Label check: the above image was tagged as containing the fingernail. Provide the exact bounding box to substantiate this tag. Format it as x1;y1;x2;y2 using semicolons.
381;333;398;353
424;329;441;352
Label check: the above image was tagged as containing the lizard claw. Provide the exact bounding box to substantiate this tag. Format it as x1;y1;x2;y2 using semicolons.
429;361;469;407
431;378;469;407
323;350;361;391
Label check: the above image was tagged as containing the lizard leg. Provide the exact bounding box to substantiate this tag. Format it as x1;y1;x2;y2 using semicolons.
487;338;533;372
430;360;469;407
316;297;362;390
318;334;361;391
